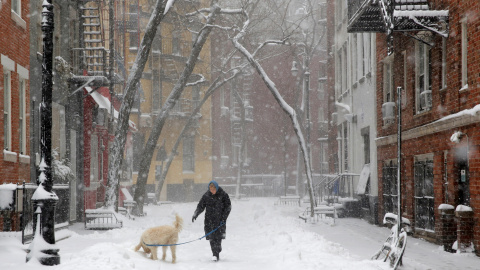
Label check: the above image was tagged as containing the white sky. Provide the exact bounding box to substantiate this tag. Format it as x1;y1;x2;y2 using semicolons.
1;197;479;270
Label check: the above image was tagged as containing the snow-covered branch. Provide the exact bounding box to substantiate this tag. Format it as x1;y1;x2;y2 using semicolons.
230;4;316;217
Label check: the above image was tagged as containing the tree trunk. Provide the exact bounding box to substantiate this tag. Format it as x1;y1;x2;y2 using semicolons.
133;5;221;214
105;0;168;209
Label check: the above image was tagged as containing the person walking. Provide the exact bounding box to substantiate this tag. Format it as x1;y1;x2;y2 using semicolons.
192;180;231;262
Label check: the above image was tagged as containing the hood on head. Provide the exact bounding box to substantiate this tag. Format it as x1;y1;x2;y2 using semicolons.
208;180;219;190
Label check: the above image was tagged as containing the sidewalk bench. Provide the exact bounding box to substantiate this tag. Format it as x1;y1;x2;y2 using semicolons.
299;205;337;223
85;209;123;230
276;196;300;206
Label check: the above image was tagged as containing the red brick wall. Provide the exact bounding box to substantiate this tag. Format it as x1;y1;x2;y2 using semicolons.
376;0;480;251
0;0;31;186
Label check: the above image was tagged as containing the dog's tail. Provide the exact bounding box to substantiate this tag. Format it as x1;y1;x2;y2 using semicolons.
173;213;183;232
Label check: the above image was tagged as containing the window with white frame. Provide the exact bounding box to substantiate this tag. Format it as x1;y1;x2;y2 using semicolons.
3;71;11;151
415;41;432;112
335;0;342;25
358;33;364;79
364;33;371;75
383;55;394;125
336;51;342;97
351;34;357;85
342;45;347;92
461;17;468;89
383;55;394;103
12;0;21;16
402;51;407;109
19;79;26;154
17;64;28;155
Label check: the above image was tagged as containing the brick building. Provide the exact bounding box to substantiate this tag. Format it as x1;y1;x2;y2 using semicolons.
348;0;480;255
0;0;30;231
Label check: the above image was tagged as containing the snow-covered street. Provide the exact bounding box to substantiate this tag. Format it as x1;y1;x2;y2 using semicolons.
1;197;479;270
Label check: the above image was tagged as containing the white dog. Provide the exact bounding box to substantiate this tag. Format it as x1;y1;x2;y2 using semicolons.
134;214;183;263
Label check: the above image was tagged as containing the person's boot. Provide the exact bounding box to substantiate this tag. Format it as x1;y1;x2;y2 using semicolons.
211;255;219;262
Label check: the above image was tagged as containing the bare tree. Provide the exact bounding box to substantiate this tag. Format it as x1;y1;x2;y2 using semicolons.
132;2;222;214
105;0;170;209
227;0;318;216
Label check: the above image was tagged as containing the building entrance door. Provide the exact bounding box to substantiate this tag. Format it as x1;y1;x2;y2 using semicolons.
457;162;470;206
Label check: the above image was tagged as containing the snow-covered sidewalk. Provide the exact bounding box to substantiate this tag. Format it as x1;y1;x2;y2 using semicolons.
1;197;478;269
1;198;386;270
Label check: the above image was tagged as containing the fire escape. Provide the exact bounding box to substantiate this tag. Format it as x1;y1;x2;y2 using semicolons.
161;1;204;126
71;0;122;87
347;0;449;45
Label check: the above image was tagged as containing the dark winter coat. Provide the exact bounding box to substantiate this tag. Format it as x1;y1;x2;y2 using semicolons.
193;181;231;240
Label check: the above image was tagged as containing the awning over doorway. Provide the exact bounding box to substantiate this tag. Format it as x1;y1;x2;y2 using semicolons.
85;86;137;131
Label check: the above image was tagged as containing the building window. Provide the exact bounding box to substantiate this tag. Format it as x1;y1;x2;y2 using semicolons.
461;18;468;89
19;79;26;154
441;37;447;90
364;33;371;74
172;31;181;55
383;56;394;103
358;33;364;78
336;50;342;98
362;127;370;164
90;135;99;183
192;85;200;108
415;41;432;112
132;133;144;172
335;0;342;25
342;45;347;93
403;51;407;108
12;0;21;16
99;139;104;181
351;34;357;85
343;124;348;171
3;71;11;150
220;88;225;107
382;161;398;214
232;144;240;166
152;71;161;112
414;159;434;232
129;32;139;48
183;135;195;172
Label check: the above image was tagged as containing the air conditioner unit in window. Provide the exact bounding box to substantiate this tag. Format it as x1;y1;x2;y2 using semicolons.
382;102;396;121
220;106;229;117
420;90;432;110
331;112;337;124
140;114;152;127
96;108;108;126
220;155;229;169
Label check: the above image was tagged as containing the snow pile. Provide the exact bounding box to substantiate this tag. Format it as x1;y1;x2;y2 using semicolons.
0;183;16;210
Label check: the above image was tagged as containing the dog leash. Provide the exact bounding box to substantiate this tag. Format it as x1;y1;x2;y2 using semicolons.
143;222;225;247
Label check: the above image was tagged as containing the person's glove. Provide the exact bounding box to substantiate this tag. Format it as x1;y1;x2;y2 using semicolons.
192;215;197;223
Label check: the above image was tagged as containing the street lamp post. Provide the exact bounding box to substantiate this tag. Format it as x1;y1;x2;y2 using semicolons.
26;0;60;265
